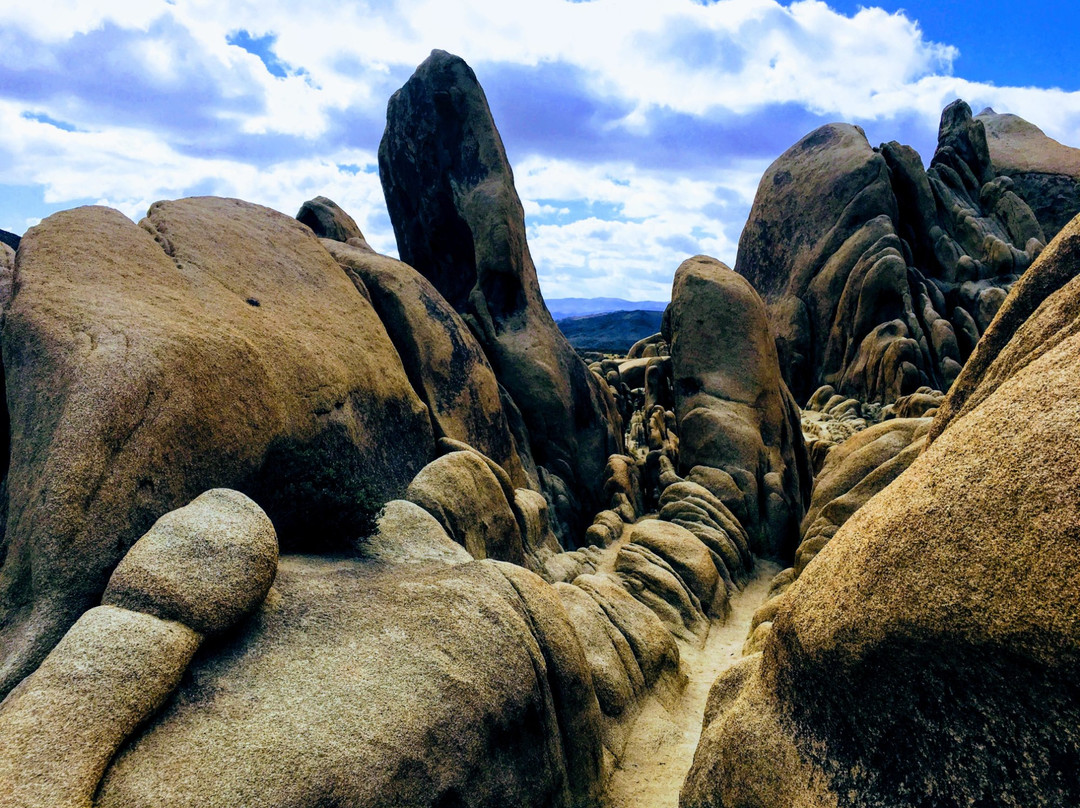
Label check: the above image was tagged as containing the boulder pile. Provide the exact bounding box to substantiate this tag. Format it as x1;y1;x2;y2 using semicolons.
684;212;1080;808
737;101;1056;405
2;45;1079;808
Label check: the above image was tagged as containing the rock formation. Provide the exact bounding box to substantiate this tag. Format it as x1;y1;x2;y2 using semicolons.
0;199;434;697
323;239;527;487
95;555;607;808
683;212;1080;808
0;228;18;252
737;100;1048;405
5;47;1080;808
663;256;811;558
977;108;1080;241
931;213;1080;442
405;449;529;566
745;415;933;647
296;195;374;250
379;49;621;542
0;189;754;808
0;490;277;808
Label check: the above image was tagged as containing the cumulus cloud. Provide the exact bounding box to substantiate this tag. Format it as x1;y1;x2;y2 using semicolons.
0;0;1078;297
515;155;767;297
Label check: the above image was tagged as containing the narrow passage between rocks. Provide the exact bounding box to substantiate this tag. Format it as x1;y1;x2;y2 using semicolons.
600;559;781;808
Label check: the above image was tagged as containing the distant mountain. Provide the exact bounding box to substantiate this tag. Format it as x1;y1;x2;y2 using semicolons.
0;228;19;251
556;309;664;354
546;297;667;321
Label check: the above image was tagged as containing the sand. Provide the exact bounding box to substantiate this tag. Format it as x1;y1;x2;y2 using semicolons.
600;560;781;808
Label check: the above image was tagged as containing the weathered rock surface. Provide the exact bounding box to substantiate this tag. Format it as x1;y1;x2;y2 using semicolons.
555;582;643;720
406;450;527;565
793;417;930;575
0;489;277;808
0;240;13;311
736;101;1049;405
324;238;527;486
0;199;434;697
931;213;1080;441
977;108;1080;241
748;417;932;637
628;520;721;619
380;50;621;542
102;489;278;635
0;606;200;808
573;573;682;693
295;195;368;245
684;213;1080;807
664;255;810;558
362;499;473;566
616;542;709;644
94;557;605;808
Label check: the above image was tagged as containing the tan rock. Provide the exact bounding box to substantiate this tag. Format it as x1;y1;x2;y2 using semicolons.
628;519;720;615
555;583;642;718
102;489;277;636
324;240;527;486
0;200;433;696
295;195;365;243
686;212;1080;806
573;573;681;691
95;557;605;808
493;562;605;806
977;109;1080;239
363;499;472;566
615;544;709;644
665;256;810;556
406;450;526;564
0;606;200;808
380;50;621;542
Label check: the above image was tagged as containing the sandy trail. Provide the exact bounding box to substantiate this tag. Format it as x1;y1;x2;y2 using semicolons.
600;559;781;808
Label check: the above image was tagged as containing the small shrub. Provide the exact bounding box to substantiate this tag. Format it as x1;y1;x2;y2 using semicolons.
252;427;383;554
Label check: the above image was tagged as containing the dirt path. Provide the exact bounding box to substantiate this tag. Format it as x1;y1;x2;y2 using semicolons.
600;560;781;808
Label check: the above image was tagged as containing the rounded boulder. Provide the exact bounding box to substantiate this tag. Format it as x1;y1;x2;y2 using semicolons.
103;489;278;636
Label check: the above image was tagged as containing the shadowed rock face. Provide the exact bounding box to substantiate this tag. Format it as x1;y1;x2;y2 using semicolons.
295;195;367;244
0;199;434;699
0;228;18;252
379;50;621;543
977;108;1080;241
737;101;1048;405
664;256;811;559
683;213;1080;808
323;239;528;488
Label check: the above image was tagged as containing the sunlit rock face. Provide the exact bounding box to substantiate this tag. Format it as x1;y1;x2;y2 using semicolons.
663;255;811;560
683;214;1080;808
977;108;1080;242
0;198;436;699
379;49;623;545
737;100;1048;406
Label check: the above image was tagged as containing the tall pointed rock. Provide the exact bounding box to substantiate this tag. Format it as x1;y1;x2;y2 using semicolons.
379;50;621;542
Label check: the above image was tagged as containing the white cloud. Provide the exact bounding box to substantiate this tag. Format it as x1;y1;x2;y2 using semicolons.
0;0;1078;297
515;155;766;298
0;100;398;252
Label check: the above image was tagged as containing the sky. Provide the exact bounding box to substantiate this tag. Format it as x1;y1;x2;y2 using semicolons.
0;1;1078;300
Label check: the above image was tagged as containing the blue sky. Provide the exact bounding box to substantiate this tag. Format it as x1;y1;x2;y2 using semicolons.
0;1;1077;299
